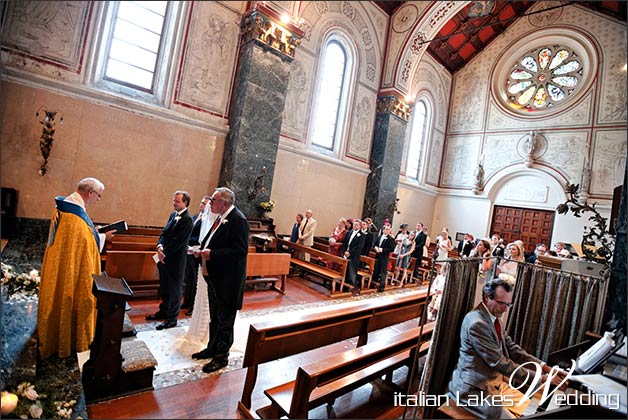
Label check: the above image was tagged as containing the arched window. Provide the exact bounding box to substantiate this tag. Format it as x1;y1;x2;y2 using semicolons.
405;99;430;180
91;1;183;104
310;36;353;153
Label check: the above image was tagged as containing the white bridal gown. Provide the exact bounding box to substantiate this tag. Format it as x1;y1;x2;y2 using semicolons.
183;208;218;346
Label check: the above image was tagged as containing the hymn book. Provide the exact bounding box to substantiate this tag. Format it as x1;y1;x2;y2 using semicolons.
97;220;128;234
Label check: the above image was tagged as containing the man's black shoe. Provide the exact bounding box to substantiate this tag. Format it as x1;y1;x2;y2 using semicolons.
185;308;193;316
192;348;215;360
202;359;228;373
155;320;177;330
146;312;166;321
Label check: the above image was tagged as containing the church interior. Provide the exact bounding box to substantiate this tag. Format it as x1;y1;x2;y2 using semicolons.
1;1;627;419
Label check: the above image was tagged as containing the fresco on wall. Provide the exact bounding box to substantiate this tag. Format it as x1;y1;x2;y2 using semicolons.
347;87;376;161
176;2;239;115
425;130;444;186
1;1;89;70
281;53;314;140
598;39;628;123
591;130;627;195
441;135;481;187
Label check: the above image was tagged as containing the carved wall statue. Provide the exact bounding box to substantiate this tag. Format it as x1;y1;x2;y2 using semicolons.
473;162;484;195
517;130;548;168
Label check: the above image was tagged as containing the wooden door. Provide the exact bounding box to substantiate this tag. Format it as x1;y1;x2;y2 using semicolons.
490;205;555;253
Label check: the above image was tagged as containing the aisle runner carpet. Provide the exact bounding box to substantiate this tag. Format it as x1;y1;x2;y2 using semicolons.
82;287;427;390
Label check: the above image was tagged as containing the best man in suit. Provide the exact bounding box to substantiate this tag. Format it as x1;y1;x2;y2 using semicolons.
372;224;395;292
447;278;567;418
147;191;194;330
342;219;366;296
411;222;427;280
192;187;249;373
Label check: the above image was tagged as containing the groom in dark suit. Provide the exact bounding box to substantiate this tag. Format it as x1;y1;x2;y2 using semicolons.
192;187;249;373
342;219;366;296
411;223;427;280
146;190;194;330
372;224;395;292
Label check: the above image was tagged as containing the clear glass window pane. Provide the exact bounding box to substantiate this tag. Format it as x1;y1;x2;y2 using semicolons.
113;19;162;52
118;2;166;34
103;1;168;92
109;38;158;72
105;59;155;90
312;41;346;150
406;101;427;179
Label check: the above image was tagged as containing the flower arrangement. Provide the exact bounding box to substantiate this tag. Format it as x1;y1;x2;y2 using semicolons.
1;382;77;419
259;200;276;213
1;263;40;298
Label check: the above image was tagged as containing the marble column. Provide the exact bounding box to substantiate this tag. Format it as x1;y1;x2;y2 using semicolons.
362;95;411;228
604;148;627;334
219;5;303;218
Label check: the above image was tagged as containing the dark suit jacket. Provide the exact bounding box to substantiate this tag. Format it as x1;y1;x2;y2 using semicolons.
158;209;194;274
342;229;366;267
373;234;395;261
189;213;202;246
457;240;474;257
360;229;374;256
412;231;427;259
448;304;541;416
203;207;249;309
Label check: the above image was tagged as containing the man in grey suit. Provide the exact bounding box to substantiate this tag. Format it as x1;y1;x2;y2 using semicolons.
447;278;567;418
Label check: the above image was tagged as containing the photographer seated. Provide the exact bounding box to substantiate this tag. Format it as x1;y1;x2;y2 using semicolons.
447;278;568;418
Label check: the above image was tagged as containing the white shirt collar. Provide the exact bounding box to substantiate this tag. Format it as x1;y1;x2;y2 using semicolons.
220;204;235;220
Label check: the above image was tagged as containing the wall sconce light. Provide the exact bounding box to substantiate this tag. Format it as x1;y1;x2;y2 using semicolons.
35;106;63;176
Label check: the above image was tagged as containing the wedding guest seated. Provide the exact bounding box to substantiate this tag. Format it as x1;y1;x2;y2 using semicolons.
447;278;568;418
428;263;447;321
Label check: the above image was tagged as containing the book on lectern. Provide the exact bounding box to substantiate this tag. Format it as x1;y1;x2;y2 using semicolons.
97;220;128;234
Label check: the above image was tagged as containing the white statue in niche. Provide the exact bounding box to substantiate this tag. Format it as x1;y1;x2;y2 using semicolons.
524;130;538;168
473;162;484;194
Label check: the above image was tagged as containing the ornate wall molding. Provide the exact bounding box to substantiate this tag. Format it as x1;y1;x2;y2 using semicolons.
376;95;411;121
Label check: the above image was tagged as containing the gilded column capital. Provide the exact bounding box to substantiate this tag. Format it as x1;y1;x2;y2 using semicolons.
376;95;412;121
241;4;304;61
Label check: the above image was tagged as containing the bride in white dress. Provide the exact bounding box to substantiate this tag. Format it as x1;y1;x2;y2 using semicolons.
183;206;218;345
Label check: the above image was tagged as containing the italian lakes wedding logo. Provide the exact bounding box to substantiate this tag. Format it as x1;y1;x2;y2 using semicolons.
393;360;621;410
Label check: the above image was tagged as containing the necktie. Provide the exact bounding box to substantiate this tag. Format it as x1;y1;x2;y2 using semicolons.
494;318;502;345
301;218;309;234
201;215;221;249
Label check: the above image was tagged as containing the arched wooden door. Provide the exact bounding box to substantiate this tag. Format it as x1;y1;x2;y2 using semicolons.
490;205;555;253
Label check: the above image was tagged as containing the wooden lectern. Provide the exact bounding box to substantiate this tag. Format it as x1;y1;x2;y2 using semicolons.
82;274;156;404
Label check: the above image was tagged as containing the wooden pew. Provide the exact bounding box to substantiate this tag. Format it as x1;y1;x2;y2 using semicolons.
104;251;160;297
357;255;376;293
366;256;417;291
237;289;430;416
276;238;351;296
245;253;291;294
261;323;435;419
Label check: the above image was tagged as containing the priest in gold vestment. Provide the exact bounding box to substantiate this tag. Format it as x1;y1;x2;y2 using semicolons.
37;178;113;360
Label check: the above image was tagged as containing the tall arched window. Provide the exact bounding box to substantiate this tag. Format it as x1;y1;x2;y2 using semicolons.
406;99;430;180
310;36;353;152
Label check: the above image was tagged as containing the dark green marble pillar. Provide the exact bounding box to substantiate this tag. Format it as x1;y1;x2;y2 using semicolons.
362;95;411;228
219;5;302;218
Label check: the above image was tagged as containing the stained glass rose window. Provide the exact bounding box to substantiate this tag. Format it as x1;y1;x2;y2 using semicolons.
506;45;582;111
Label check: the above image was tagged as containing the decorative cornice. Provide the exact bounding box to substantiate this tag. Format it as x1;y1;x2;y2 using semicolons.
376;95;412;121
240;4;304;61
